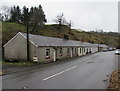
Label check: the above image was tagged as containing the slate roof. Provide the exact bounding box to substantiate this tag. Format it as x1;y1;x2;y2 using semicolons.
21;32;107;47
99;44;108;48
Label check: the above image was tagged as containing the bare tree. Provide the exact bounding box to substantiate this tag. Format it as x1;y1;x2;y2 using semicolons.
0;13;4;21
66;20;73;34
54;13;73;34
1;6;10;21
54;13;67;26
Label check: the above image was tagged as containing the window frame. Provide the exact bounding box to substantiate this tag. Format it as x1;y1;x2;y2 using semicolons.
46;49;50;59
84;47;85;52
67;48;70;55
59;48;62;56
75;48;77;54
80;47;81;54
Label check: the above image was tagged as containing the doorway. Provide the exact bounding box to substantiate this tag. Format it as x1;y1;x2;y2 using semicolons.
53;49;57;62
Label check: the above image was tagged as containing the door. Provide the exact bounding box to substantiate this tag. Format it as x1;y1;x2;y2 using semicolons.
53;49;57;61
71;48;73;57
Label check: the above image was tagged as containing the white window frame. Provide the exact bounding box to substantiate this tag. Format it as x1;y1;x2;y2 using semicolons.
59;48;62;56
46;49;50;58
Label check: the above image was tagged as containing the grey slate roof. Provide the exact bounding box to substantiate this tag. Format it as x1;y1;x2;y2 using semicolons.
21;32;107;47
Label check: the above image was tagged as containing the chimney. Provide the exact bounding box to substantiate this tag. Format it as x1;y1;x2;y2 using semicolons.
64;34;69;40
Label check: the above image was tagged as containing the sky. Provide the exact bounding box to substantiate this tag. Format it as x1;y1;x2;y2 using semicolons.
0;0;119;32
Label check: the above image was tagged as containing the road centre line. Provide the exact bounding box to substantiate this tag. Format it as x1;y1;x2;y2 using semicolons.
43;66;77;81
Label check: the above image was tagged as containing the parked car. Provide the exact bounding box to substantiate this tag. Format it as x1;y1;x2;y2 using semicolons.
108;47;113;51
115;49;120;55
103;49;107;52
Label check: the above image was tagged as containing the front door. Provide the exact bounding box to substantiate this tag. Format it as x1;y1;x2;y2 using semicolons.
53;49;57;61
71;48;73;58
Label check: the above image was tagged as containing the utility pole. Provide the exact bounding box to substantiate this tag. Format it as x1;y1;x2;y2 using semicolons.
98;39;100;52
26;8;29;61
68;20;71;35
98;43;99;52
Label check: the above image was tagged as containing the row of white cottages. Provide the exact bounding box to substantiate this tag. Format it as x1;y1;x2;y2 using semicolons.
4;32;108;63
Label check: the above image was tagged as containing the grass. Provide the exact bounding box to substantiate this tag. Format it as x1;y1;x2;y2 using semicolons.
2;60;35;66
108;70;120;90
0;61;2;64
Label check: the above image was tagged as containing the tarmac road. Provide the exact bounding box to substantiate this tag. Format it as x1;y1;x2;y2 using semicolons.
2;51;119;89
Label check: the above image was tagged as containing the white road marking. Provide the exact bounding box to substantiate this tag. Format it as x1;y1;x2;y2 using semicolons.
43;66;77;81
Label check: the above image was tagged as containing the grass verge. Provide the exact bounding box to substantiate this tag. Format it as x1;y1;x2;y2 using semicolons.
2;61;35;66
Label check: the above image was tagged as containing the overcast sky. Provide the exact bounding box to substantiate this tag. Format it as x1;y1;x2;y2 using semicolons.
1;0;119;32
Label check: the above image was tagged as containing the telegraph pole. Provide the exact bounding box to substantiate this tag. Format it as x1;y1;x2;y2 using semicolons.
98;43;99;52
68;20;71;35
26;8;29;61
97;39;100;52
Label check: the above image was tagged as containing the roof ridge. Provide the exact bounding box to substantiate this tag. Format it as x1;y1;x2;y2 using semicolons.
20;32;81;43
4;32;108;47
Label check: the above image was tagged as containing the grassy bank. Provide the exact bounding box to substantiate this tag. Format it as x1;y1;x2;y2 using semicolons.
2;21;120;47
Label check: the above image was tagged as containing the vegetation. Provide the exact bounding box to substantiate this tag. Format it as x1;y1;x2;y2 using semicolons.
1;5;120;48
1;5;47;33
9;5;46;24
108;70;120;90
2;61;35;66
2;21;120;48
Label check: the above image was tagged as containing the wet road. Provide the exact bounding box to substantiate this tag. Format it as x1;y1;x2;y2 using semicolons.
2;51;119;89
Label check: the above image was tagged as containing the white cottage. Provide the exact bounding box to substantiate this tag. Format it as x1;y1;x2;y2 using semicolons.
4;32;106;63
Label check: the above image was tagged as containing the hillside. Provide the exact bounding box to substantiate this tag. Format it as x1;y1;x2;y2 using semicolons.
2;22;120;47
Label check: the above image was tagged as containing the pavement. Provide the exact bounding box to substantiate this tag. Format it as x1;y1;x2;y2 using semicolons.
2;51;119;89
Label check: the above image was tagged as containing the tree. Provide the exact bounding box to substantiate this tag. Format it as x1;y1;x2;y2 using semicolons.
10;6;22;23
30;5;47;33
0;13;4;21
1;6;10;21
10;6;16;22
54;13;67;26
16;6;21;23
66;20;73;34
9;5;47;32
54;13;68;35
22;6;29;25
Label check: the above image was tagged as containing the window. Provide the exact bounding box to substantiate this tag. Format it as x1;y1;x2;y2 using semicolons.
46;49;50;59
67;48;70;54
82;47;84;53
75;48;77;54
87;48;88;52
89;48;92;53
80;48;81;53
59;48;62;56
84;48;85;52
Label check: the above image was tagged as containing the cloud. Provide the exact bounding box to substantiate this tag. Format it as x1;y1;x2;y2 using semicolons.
43;2;118;32
1;1;118;32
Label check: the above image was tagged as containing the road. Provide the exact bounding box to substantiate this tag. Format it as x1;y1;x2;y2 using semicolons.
2;51;119;89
